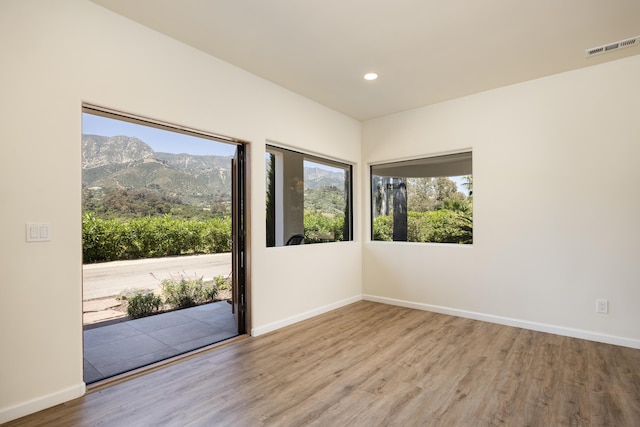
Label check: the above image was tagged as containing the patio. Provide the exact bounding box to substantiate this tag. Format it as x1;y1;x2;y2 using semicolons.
83;301;238;383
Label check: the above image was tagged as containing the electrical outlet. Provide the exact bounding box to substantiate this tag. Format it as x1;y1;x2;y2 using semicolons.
596;299;608;314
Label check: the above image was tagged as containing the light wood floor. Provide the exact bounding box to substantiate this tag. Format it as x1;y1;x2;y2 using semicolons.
7;301;640;426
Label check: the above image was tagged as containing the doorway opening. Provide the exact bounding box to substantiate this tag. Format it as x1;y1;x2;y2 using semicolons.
81;105;247;383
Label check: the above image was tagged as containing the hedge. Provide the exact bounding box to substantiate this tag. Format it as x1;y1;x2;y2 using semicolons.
372;210;472;244
83;213;231;263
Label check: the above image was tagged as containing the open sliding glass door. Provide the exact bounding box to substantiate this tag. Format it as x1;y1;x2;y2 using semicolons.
231;144;247;334
81;106;249;384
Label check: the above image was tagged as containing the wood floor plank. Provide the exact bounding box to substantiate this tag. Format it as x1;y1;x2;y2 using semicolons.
6;301;640;426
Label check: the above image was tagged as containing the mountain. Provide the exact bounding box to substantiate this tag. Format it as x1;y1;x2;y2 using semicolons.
154;152;231;173
83;135;347;211
82;135;232;205
82;135;154;169
304;167;346;190
303;167;348;214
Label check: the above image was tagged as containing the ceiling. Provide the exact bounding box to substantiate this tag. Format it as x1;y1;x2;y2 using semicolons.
91;0;640;121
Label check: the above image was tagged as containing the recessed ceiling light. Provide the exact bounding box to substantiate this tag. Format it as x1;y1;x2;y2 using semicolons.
364;72;378;81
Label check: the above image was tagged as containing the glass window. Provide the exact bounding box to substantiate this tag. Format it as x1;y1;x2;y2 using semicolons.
266;145;352;246
371;152;472;244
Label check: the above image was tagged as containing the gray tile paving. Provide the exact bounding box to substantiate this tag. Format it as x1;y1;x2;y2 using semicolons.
147;320;216;347
83;359;102;384
126;310;193;333
84;322;144;348
207;315;238;332
85;334;171;368
179;302;228;322
83;301;237;384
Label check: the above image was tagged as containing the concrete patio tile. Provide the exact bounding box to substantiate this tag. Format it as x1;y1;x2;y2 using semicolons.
83;359;102;384
178;303;234;324
178;302;229;322
83;303;238;383
147;320;217;347
206;315;238;332
84;334;171;369
126;310;192;333
84;322;144;349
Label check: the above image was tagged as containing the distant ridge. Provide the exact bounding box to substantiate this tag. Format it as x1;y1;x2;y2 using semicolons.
82;134;154;169
82;134;347;208
82;134;232;205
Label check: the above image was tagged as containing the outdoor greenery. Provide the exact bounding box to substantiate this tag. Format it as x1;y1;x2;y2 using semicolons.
82;183;233;263
83;187;230;220
304;186;347;216
372;175;473;244
265;153;276;247
126;292;163;319
265;149;350;246
161;276;219;309
303;211;346;243
304;185;350;244
82;212;231;263
125;275;222;318
82;134;233;209
373;210;472;243
214;275;230;290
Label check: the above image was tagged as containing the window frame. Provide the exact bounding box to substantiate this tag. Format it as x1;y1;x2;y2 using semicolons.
266;144;354;247
370;150;473;244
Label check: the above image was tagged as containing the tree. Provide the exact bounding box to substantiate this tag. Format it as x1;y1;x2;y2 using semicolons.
462;175;473;197
265;153;276;247
372;176;392;216
406;177;462;212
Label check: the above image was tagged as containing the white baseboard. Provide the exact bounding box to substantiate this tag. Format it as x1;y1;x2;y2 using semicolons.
363;294;640;350
251;295;362;337
0;382;86;424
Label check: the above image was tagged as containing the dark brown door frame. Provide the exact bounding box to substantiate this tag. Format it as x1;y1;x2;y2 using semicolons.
231;144;247;334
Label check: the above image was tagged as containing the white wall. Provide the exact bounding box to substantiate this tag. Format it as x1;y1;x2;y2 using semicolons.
362;54;640;347
0;0;361;422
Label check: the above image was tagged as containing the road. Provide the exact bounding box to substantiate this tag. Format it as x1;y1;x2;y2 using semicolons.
83;253;232;300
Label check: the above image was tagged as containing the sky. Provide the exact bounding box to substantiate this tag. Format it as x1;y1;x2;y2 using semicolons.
450;176;471;197
82;113;236;156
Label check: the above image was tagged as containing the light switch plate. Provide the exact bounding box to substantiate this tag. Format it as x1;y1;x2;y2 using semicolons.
26;223;51;242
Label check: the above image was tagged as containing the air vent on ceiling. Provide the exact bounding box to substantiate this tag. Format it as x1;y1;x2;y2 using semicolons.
586;36;640;57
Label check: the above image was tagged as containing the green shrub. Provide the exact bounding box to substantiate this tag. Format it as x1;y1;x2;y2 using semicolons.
126;292;163;319
200;217;232;253
82;214;232;263
372;215;393;241
214;275;230;290
372;210;472;244
161;276;218;309
82;212;134;262
303;211;345;243
202;282;220;302
423;210;472;244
